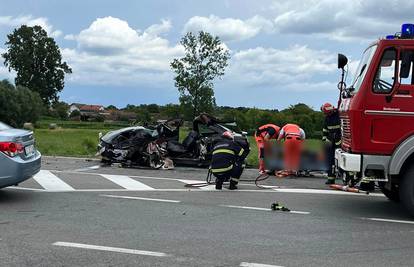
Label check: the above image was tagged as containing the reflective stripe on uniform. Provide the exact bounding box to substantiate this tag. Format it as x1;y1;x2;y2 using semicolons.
212;149;234;155
327;125;341;130
238;148;245;156
230;177;239;182
335;140;342;145
323;128;328;132
322;136;328;141
211;164;233;173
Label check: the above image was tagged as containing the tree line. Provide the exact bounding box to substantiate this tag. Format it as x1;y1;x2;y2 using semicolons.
121;102;324;139
0;24;324;138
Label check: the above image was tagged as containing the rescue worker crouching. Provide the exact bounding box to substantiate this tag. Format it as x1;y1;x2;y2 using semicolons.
210;131;249;190
278;124;306;175
321;103;342;185
254;124;280;174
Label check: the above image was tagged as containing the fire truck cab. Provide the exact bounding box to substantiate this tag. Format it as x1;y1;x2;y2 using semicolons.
335;24;414;215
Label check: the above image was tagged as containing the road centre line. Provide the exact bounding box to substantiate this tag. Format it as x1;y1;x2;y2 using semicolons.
240;262;284;267
221;205;310;215
100;194;181;203
53;241;169;257
363;217;414;225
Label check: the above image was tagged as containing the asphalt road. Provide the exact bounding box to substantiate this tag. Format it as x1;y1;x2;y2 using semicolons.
1;156;414;267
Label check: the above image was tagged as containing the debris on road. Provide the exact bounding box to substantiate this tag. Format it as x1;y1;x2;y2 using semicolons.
329;184;369;195
270;202;290;212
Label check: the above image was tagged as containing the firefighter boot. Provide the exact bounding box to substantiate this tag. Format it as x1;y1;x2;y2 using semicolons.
215;179;223;190
229;180;238;190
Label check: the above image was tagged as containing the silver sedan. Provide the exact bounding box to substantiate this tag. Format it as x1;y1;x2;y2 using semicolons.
0;122;41;188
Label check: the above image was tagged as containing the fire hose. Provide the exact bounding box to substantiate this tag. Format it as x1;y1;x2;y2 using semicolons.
184;169;271;189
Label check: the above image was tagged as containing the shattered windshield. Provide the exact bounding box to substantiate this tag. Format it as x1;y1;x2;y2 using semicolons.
350;45;377;93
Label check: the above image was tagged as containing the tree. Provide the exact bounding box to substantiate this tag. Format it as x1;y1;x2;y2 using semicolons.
0;80;44;127
69;109;81;119
160;104;182;119
2;25;72;105
171;31;230;119
106;105;118;110
51;101;69;120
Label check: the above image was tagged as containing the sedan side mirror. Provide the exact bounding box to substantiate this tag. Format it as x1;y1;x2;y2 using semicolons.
338;54;348;69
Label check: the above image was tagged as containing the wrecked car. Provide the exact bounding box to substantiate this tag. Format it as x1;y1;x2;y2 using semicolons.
97;114;250;169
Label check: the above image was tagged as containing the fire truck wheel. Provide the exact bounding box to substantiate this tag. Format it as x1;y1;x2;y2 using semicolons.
378;182;400;202
400;166;414;216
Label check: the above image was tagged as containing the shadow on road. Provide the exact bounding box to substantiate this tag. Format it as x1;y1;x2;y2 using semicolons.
0;189;34;204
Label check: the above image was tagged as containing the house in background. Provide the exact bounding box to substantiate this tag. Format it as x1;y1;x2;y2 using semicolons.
68;103;83;115
68;103;106;120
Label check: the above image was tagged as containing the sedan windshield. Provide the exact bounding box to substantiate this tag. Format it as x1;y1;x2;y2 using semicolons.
0;122;12;131
351;45;377;93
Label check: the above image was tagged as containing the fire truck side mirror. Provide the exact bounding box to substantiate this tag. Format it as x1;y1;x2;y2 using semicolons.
400;51;412;79
338;54;348;69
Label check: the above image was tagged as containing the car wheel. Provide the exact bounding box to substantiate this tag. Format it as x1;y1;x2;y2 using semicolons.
400;165;414;216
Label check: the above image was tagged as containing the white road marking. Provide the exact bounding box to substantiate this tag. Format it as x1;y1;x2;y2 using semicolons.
49;171;261;187
100;194;181;203
6;186;42;191
53;241;169;257
240;262;284;267
73;165;101;172
273;188;384;197
364;217;414;225
100;174;154;190
220;205;310;215
178;179;221;190
32;170;74;191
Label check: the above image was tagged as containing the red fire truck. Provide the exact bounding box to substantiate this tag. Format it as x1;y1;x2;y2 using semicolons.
335;24;414;215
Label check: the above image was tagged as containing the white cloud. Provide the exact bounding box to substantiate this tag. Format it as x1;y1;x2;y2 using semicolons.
271;0;413;41
0;15;62;38
62;17;183;86
0;48;14;81
144;19;172;36
183;15;273;42
226;45;336;88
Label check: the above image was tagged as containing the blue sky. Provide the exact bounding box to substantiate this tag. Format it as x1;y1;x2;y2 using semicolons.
0;0;411;110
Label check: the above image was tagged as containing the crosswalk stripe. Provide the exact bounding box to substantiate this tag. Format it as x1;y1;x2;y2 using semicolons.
100;174;155;190
32;170;75;191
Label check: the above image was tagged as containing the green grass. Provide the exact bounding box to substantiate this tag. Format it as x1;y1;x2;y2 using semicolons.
35;128;104;157
34;120;322;166
36;119;130;130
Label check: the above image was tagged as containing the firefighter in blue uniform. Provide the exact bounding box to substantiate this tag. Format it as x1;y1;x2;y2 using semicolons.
321;103;342;184
210;131;249;190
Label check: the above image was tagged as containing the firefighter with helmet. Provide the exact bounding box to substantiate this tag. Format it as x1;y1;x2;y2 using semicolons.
254;124;280;174
321;103;342;184
210;131;249;190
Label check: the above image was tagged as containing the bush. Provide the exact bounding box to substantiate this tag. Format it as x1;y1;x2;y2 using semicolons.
81;138;96;153
95;115;105;122
69;110;81;118
0;80;44;127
